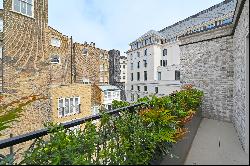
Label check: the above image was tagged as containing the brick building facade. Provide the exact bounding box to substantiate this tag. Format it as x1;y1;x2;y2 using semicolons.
0;0;106;141
179;0;249;153
108;49;127;101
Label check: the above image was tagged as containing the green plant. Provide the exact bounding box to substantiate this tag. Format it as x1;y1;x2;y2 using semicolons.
16;86;204;165
0;95;47;136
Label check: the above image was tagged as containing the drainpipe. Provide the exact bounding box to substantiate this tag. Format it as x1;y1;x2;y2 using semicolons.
70;36;73;84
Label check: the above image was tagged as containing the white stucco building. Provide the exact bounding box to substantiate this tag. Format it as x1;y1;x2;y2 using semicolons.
126;30;181;102
119;56;128;83
99;85;121;110
125;0;236;103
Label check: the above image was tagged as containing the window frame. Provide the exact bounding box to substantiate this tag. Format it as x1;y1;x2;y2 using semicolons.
51;37;61;48
50;55;60;64
58;97;81;118
155;87;159;94
158;72;162;81
144;71;148;81
137;72;140;81
12;0;34;18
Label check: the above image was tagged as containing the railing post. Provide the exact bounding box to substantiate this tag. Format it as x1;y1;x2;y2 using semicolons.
9;134;13;155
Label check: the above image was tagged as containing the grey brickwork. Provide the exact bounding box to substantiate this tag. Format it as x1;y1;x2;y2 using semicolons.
180;0;249;153
232;0;249;152
109;49;121;84
108;50;126;101
180;29;234;122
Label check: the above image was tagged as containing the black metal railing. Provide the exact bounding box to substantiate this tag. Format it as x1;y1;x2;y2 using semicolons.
0;102;147;150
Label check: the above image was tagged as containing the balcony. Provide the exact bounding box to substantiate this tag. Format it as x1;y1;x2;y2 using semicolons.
0;85;248;165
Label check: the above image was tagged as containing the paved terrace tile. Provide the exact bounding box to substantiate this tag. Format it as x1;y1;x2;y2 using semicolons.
185;118;249;165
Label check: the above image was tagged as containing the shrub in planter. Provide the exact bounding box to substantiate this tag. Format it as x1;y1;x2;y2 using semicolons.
15;86;203;165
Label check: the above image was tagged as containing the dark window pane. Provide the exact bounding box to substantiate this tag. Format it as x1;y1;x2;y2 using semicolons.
175;71;180;80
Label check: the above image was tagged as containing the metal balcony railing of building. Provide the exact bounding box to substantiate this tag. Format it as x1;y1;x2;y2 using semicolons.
0;102;147;150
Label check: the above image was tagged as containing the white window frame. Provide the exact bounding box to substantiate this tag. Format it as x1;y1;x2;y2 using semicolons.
83;48;88;56
0;17;3;32
51;37;61;47
50;55;60;64
58;97;81;118
92;106;100;116
0;0;3;9
12;0;34;18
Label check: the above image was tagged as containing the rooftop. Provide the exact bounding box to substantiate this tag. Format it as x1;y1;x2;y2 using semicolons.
99;85;120;91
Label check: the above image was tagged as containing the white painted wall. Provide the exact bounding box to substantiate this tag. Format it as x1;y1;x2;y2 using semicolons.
120;58;127;83
103;90;121;105
126;38;181;102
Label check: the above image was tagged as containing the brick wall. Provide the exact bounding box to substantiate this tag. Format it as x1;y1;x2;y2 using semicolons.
232;0;249;152
1;0;51;138
47;27;72;85
73;43;100;84
49;84;93;125
99;50;109;84
180;26;234;122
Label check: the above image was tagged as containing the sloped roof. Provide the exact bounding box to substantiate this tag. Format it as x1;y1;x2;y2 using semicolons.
131;30;165;44
99;85;120;91
159;0;237;39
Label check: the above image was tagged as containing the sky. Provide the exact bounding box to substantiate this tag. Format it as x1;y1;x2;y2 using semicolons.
48;0;224;55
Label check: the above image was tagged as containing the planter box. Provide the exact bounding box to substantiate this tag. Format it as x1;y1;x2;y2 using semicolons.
151;109;202;165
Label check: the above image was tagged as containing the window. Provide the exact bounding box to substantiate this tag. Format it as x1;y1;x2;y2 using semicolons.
161;60;167;67
131;73;134;81
144;71;147;81
13;0;33;17
108;92;112;99
143;60;147;68
155;87;159;94
58;97;80;118
144;49;148;56
123;76;126;79
0;0;3;9
131;94;135;101
0;46;2;59
100;76;104;82
175;70;181;80
137;61;140;69
131;85;134;90
163;49;168;56
138;86;140;92
137;72;140;81
131;63;134;70
144;86;148;92
137;94;140;100
92;106;100;115
51;38;61;47
83;48;88;56
158;72;162;80
100;65;104;71
50;55;60;64
0;18;3;32
123;65;125;69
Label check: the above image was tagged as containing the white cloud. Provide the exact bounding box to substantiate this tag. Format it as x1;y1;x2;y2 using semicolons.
48;0;224;52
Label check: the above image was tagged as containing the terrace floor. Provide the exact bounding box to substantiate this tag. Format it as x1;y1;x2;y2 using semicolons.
184;118;249;165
